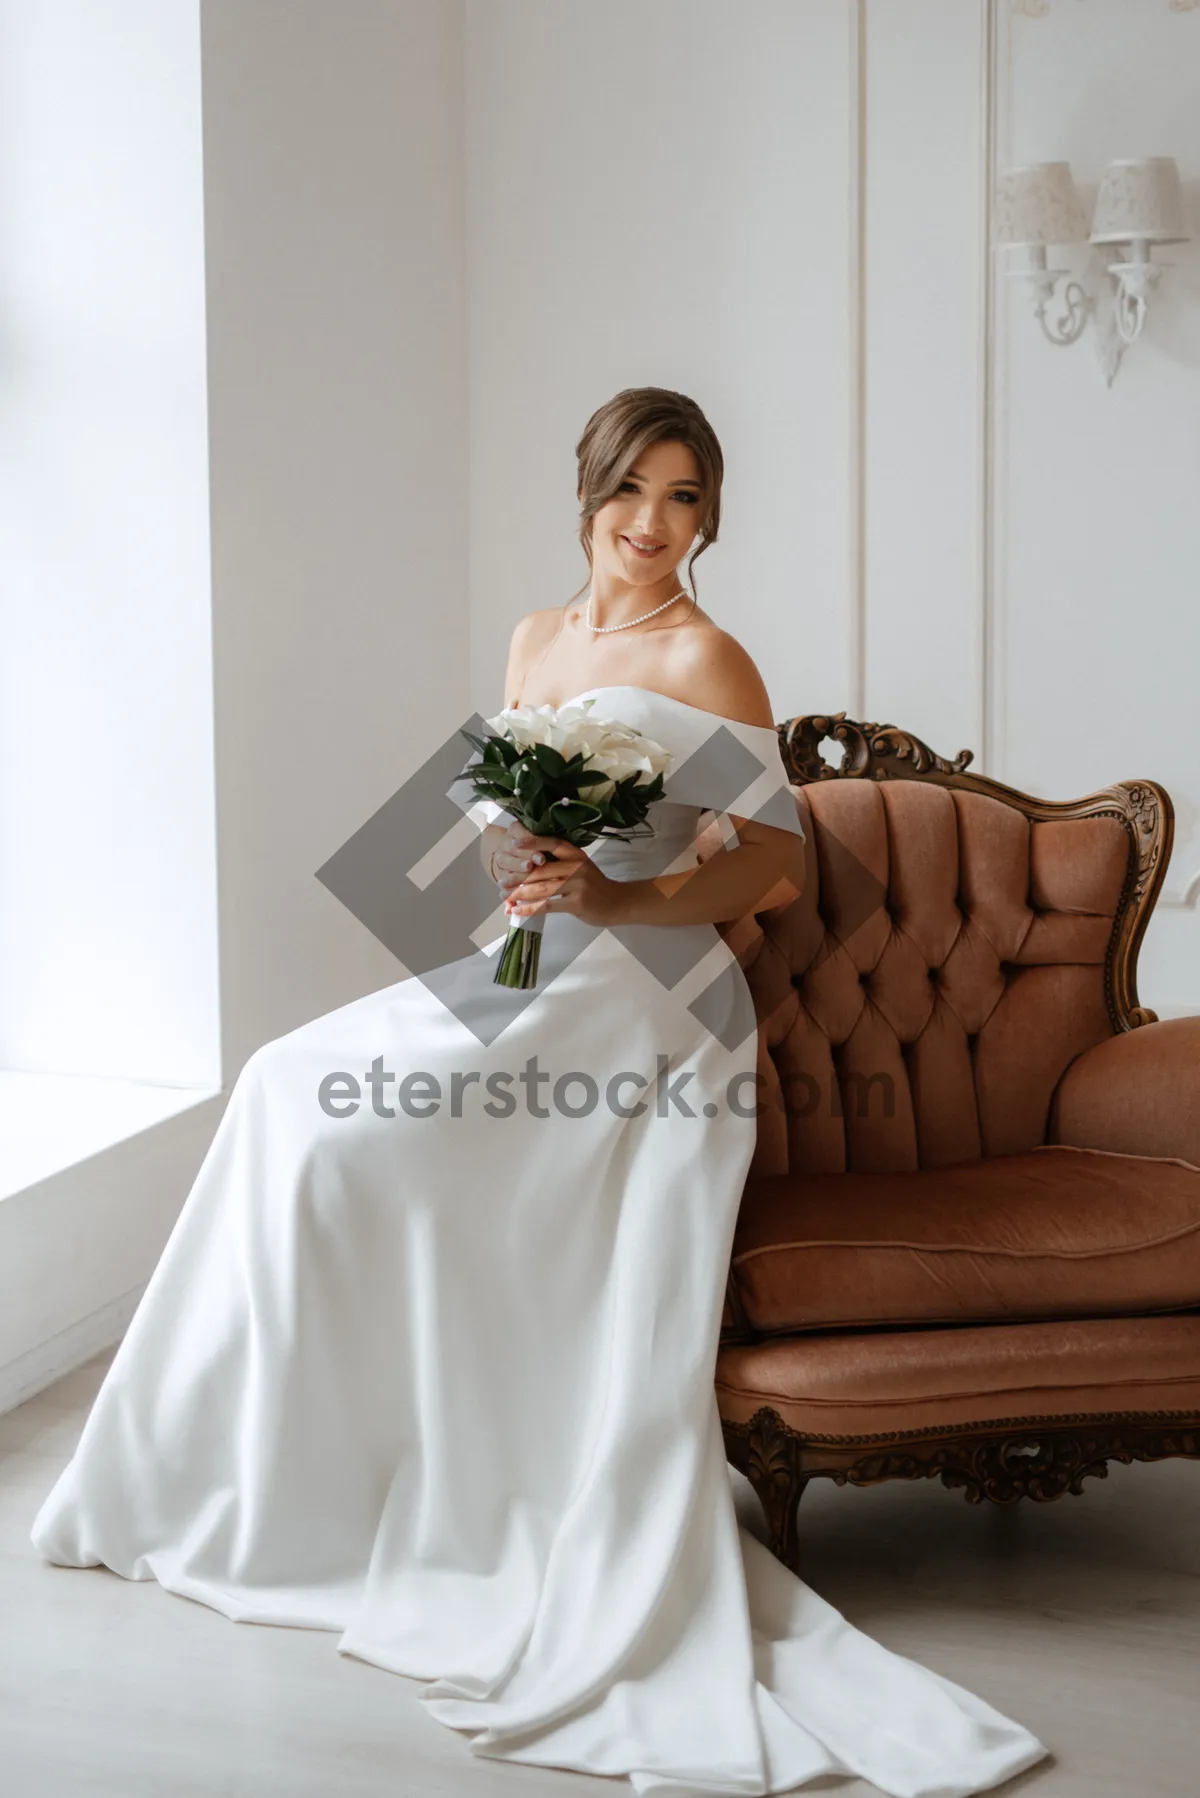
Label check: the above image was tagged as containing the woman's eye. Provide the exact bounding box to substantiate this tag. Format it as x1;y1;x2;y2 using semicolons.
618;481;697;504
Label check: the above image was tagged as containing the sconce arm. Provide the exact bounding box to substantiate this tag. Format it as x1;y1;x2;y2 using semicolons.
1032;276;1092;347
1107;251;1164;344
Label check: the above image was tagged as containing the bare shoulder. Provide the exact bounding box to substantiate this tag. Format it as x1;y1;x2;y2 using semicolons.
670;622;777;730
509;607;562;655
503;607;566;706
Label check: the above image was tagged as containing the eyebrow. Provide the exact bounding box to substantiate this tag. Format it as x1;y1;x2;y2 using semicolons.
626;469;701;487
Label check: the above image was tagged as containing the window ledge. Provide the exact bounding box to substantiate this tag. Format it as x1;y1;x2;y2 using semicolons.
0;1069;222;1201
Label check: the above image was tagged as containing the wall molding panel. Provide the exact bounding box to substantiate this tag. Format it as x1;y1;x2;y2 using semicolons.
992;0;1200;1012
854;0;1196;1010
859;0;990;766
847;0;867;719
980;0;1001;776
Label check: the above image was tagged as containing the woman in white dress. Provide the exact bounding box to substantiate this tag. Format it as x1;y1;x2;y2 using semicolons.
31;388;1049;1798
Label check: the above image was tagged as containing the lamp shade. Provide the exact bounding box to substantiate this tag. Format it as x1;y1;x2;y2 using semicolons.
1090;157;1190;245
994;162;1089;246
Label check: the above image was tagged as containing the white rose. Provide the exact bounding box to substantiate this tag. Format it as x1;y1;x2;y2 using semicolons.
577;736;671;803
486;698;671;807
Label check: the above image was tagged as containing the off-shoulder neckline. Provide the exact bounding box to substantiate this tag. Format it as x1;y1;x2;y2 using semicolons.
520;685;781;738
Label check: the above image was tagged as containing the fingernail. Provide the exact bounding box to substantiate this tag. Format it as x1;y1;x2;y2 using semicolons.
532;853;544;865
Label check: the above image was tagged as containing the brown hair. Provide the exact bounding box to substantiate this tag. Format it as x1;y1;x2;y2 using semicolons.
567;387;724;608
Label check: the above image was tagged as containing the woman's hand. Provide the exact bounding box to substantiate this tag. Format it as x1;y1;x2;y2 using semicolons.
495;828;625;929
489;821;544;897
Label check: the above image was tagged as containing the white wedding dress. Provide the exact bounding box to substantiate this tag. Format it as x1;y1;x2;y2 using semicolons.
31;686;1047;1798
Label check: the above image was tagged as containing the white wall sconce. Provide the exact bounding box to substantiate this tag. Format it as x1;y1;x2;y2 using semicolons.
994;161;1091;343
994;156;1191;385
1092;158;1190;348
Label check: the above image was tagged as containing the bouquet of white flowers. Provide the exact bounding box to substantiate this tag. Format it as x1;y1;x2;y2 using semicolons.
458;697;673;989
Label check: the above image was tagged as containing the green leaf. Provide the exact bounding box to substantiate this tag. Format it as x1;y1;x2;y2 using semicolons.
532;742;568;778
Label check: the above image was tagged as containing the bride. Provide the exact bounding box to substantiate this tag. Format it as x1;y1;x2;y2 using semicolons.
30;387;1049;1798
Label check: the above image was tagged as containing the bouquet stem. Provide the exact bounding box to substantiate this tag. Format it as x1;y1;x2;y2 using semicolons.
493;911;546;988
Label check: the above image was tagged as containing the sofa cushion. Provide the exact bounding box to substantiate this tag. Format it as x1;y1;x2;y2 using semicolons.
730;1144;1200;1334
715;1312;1200;1437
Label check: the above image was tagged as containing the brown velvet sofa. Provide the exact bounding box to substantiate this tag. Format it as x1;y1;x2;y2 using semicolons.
707;711;1200;1574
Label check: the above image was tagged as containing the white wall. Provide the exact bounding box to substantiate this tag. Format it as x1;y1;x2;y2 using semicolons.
862;0;991;757
464;0;854;727
200;0;468;1074
866;0;1199;1017
997;0;1200;1015
0;0;220;1087
1;0;469;1404
466;0;1199;1023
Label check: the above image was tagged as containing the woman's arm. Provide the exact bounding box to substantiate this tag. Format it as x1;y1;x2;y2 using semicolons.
619;633;804;924
616;815;803;926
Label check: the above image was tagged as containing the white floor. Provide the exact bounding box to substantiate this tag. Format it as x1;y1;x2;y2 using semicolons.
3;1347;1197;1798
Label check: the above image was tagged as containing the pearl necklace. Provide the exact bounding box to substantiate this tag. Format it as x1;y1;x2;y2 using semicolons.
585;586;688;633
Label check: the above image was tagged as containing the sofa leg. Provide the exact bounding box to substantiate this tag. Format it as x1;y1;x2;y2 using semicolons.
741;1407;808;1575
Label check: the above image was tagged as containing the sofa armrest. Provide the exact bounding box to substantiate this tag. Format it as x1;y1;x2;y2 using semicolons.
1048;1016;1200;1167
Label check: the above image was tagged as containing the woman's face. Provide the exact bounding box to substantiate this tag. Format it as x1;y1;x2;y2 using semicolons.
586;439;704;588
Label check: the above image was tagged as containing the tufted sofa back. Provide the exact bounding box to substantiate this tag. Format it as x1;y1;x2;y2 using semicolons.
711;715;1171;1184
